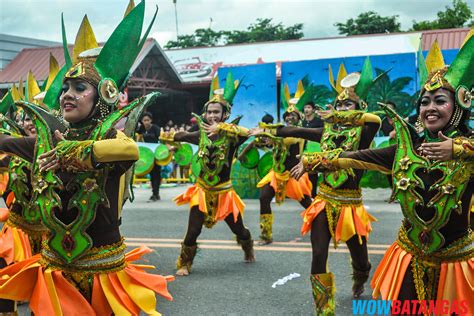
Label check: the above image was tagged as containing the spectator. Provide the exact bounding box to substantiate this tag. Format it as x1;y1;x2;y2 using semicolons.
137;112;162;201
302;101;323;198
302;101;323;128
261;112;274;124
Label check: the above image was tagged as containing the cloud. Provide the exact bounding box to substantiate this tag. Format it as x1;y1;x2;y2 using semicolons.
0;0;456;46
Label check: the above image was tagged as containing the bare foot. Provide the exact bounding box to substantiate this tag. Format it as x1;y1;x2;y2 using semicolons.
176;267;190;276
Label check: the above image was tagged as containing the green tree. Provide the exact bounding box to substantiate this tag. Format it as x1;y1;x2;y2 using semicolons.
335;11;401;36
165;18;303;49
411;0;473;31
366;68;414;117
164;28;225;49
225;18;303;44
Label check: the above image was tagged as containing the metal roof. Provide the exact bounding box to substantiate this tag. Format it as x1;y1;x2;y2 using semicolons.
421;27;470;50
0;38;181;88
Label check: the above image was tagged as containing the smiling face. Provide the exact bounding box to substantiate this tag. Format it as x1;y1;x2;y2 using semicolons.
284;112;300;126
22;115;36;136
205;102;225;124
60;79;97;124
419;88;454;134
15;112;24;129
335;99;357;111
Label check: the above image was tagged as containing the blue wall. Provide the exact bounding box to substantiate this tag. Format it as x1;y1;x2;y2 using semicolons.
218;63;277;128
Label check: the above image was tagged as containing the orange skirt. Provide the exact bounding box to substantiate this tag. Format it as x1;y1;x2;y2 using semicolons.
174;181;245;225
300;184;376;245
371;242;474;315
0;171;8;196
0;208;9;222
257;170;312;204
0;246;174;316
0;192;15;222
0;223;33;265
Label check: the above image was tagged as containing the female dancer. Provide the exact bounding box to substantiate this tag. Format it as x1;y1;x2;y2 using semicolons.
0;66;60;315
253;59;381;314
0;4;173;315
299;38;473;315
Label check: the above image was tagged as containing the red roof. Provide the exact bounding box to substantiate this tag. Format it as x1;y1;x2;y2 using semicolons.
0;39;159;85
0;45;71;84
421;28;470;50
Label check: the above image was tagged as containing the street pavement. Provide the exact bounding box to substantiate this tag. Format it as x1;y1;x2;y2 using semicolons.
17;184;403;315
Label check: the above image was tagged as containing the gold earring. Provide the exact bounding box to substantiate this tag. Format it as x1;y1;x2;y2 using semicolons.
415;116;424;133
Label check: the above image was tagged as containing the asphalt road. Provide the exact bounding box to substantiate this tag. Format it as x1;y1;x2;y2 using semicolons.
17;184;403;315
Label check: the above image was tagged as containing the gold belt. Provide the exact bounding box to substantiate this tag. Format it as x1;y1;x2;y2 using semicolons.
6;211;47;236
397;227;474;264
196;180;233;228
317;183;362;205
39;238;126;275
397;227;473;302
196;179;233;192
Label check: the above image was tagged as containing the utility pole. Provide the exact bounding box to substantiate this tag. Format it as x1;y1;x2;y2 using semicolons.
173;0;179;40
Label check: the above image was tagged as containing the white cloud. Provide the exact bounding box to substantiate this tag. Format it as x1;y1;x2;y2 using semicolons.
0;0;458;46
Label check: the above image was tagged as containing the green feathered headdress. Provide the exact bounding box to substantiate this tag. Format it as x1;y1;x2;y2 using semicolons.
59;0;157;111
328;63;347;94
335;57;388;110
281;79;314;119
205;71;241;116
419;31;473;110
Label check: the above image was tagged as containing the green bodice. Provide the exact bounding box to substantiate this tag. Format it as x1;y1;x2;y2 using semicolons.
19;93;155;263
383;105;472;254
271;138;288;173
321;123;362;188
8;157;41;224
196;117;238;187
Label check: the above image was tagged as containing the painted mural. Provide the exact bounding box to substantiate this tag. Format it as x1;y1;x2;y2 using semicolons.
217;63;277;129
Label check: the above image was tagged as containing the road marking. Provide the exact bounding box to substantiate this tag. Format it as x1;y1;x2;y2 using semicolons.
125;237;392;249
126;241;388;255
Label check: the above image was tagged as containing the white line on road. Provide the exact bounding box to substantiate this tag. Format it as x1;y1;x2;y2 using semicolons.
125;241;388;254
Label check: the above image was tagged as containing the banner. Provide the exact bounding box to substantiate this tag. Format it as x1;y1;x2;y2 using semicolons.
165;33;422;82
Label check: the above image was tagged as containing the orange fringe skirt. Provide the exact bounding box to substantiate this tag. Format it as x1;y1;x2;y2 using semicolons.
300;184;376;245
0;191;14;222
0;223;33;265
174;180;245;228
371;234;473;315
0;246;174;315
257;170;312;204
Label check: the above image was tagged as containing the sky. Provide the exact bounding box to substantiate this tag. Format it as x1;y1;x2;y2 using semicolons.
0;0;465;48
